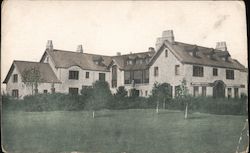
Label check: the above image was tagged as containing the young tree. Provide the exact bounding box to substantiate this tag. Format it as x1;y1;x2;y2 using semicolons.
115;86;128;98
152;82;172;113
85;80;112;118
21;67;43;95
175;79;191;119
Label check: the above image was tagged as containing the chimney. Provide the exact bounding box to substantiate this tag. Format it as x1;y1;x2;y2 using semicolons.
116;52;121;56
215;41;227;51
148;47;155;52
155;30;175;49
77;45;83;53
46;40;53;51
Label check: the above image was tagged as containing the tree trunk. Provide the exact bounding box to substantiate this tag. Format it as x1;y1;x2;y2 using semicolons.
163;98;166;109
156;101;159;113
92;111;95;118
184;103;188;119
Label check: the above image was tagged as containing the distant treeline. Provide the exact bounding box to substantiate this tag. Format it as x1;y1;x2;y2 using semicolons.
2;81;248;115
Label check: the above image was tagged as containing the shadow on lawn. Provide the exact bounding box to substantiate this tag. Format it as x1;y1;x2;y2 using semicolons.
187;116;207;120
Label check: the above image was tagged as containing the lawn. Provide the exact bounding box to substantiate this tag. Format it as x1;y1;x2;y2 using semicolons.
2;109;248;153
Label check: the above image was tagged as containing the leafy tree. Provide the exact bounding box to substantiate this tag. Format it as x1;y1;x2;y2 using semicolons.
175;79;191;119
85;81;112;118
152;82;172;113
115;86;128;98
21;67;43;95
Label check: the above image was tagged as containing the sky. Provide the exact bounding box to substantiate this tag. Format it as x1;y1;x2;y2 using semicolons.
1;1;248;89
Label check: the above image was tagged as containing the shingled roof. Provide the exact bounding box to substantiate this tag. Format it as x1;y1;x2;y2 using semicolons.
44;50;112;71
3;61;61;83
149;40;246;70
112;51;155;70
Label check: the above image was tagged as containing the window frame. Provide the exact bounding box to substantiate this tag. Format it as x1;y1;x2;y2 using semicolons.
226;69;234;80
154;67;159;76
193;65;204;77
85;72;89;79
99;73;106;81
175;65;180;75
68;70;79;80
69;88;79;95
193;86;199;97
12;89;19;98
13;74;18;83
202;86;206;96
165;49;168;57
213;68;218;76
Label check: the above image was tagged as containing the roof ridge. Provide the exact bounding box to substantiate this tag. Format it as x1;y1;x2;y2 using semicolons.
112;51;153;57
52;49;112;57
14;60;50;65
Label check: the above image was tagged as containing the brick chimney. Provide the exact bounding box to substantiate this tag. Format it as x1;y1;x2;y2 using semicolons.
46;40;53;51
148;47;155;52
77;45;83;53
215;41;227;51
155;30;175;50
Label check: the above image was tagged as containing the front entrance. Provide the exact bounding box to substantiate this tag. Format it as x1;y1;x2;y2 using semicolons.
213;80;225;98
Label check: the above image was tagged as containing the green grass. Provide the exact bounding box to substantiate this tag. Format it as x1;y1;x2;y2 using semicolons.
2;109;248;153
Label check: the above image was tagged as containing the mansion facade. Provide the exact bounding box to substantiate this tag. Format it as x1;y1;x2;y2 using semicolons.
3;30;248;99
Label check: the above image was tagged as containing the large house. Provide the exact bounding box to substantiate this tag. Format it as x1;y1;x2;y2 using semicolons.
3;30;248;99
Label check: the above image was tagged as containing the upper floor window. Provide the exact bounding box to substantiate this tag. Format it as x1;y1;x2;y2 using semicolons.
154;67;159;76
86;72;89;78
193;66;203;77
69;71;79;80
165;49;168;57
213;68;218;76
99;73;106;81
175;65;180;75
135;59;144;64
46;57;49;63
13;74;18;83
226;69;234;80
127;60;133;65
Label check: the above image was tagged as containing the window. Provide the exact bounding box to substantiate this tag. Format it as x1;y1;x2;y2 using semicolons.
134;71;143;84
154;67;159;76
175;85;181;97
175;65;180;75
51;87;55;94
43;90;48;94
99;73;106;81
165;49;168;57
69;88;79;95
226;70;234;80
136;59;144;64
127;60;133;65
124;71;131;84
46;57;49;63
69;71;79;80
12;89;19;98
13;74;18;83
143;69;149;83
85;72;89;78
234;88;239;98
112;66;117;88
193;66;203;77
145;90;148;96
213;68;218;76
202;86;206;96
193;86;199;97
227;88;232;98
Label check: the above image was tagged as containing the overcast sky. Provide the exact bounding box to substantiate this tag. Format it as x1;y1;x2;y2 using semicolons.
1;1;247;88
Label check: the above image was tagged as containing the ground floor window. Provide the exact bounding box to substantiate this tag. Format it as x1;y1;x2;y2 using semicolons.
202;86;206;96
99;73;106;81
51;88;55;94
234;88;239;98
43;90;48;94
193;86;199;97
12;89;19;98
175;85;181;97
69;88;79;95
227;88;232;98
145;90;148;96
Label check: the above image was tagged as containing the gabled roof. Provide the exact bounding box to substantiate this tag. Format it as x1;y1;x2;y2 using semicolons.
149;40;246;70
44;49;112;71
3;61;61;84
112;51;155;70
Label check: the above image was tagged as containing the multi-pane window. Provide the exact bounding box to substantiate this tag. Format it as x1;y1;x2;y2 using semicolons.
193;66;203;77
43;90;48;94
193;86;199;97
165;49;168;57
175;65;180;75
213;68;218;76
124;71;131;84
12;89;19;98
127;60;133;65
134;71;143;84
86;72;89;78
226;70;234;80
154;67;159;76
69;88;79;95
136;59;144;64
99;73;106;81
13;74;18;83
234;88;239;98
227;88;232;98
69;71;79;80
202;86;206;96
143;69;149;83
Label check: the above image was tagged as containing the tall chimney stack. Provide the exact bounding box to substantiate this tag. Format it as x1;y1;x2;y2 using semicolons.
46;40;53;51
77;45;83;53
215;41;227;51
155;30;175;50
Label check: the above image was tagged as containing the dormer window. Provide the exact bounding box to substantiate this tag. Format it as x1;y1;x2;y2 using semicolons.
187;46;198;57
92;56;103;65
127;59;133;65
135;59;144;64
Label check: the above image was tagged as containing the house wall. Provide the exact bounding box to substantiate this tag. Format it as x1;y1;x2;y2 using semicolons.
183;64;248;97
56;66;110;94
5;66;60;99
